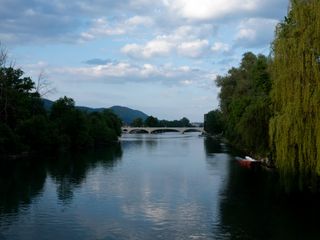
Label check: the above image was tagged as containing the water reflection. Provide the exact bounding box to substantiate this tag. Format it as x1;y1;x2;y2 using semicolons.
204;137;224;155
217;153;320;239
48;144;122;204
2;135;320;239
0;160;46;215
0;144;122;226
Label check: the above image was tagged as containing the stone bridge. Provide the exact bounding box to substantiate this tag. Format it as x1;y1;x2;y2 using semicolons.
122;127;205;134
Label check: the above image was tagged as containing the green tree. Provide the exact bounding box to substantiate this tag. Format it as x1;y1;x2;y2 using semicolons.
102;110;122;136
0;46;122;156
0;66;43;128
131;117;143;127
17;115;52;152
204;110;224;135
144;116;159;127
88;112;118;146
50;97;75;120
179;117;191;127
0;51;46;154
50;97;90;150
216;52;271;155
0;122;22;154
269;0;320;190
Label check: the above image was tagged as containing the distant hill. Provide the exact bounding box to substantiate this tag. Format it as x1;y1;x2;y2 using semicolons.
42;98;54;110
42;99;148;124
109;106;148;125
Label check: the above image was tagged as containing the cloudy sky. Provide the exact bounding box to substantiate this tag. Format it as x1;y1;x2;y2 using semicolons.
1;0;289;121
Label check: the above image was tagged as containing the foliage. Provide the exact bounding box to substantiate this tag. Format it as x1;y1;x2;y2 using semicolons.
0;60;122;156
213;0;320;191
204;110;224;135
215;52;271;155
48;99;121;151
50;98;91;150
0;66;43;128
102;110;122;136
17;115;53;152
131;117;143;127
158;117;192;127
144;116;159;127
0;122;22;154
269;0;320;191
179;117;191;127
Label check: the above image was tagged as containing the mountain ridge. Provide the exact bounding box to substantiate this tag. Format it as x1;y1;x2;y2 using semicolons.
42;99;149;124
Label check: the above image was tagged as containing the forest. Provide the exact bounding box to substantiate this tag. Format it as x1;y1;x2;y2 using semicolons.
205;0;320;191
0;52;122;157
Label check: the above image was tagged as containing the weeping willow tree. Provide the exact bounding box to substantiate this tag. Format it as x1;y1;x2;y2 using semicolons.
270;0;320;191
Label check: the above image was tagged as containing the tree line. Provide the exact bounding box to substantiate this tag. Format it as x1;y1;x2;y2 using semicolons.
0;53;122;157
205;0;320;191
131;116;192;127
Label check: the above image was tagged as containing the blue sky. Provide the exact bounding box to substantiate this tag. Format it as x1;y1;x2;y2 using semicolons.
1;0;289;121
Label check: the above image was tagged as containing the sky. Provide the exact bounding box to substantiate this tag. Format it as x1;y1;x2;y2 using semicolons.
0;0;289;121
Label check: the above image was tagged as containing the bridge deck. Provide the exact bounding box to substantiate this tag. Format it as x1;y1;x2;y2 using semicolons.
122;127;204;134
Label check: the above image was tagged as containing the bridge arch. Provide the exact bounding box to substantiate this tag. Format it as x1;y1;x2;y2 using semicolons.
182;128;204;134
150;128;181;134
128;129;149;134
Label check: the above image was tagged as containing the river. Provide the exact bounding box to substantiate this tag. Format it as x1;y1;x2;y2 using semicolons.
0;133;320;239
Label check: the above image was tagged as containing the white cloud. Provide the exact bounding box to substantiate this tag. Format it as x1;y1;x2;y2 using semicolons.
235;17;279;47
42;61;216;90
80;16;154;41
126;16;153;26
164;0;258;20
211;42;230;53
177;39;209;58
121;24;215;59
120;43;141;57
180;79;193;85
163;0;288;21
121;40;166;59
140;63;160;76
178;66;191;72
143;39;174;57
121;40;174;58
61;62;138;78
53;63;135;79
0;0;288;46
237;28;256;41
170;24;216;40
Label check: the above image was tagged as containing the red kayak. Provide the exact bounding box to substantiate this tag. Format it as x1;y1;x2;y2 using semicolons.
236;156;261;169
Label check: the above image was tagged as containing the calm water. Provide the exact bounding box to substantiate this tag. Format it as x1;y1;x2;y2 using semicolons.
1;133;320;240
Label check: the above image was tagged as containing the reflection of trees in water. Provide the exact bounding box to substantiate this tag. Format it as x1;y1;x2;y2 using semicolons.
204;137;249;158
204;137;230;177
0;144;122;216
217;159;320;239
144;139;158;149
204;137;223;155
121;135;159;151
0;159;47;216
48;144;122;204
121;139;145;151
